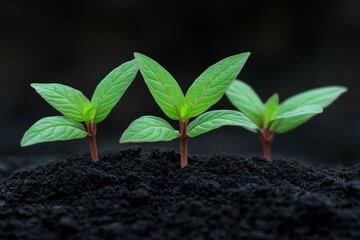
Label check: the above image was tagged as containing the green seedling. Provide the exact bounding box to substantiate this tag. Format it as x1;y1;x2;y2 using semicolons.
21;59;138;162
120;53;257;168
226;80;347;160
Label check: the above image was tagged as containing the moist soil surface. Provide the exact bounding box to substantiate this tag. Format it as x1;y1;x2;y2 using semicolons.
0;147;359;240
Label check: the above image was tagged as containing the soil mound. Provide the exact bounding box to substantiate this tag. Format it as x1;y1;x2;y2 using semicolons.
0;147;359;239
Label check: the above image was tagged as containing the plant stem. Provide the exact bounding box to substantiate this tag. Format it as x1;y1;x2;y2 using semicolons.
263;140;272;161
179;120;188;168
259;128;275;161
86;122;99;163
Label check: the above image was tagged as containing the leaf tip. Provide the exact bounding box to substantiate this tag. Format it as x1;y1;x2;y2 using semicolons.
227;52;251;66
339;86;348;94
327;85;348;96
134;52;149;65
30;83;40;89
20;139;26;147
238;52;251;59
134;52;144;59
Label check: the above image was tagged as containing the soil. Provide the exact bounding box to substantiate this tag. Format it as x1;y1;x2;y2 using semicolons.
0;147;359;240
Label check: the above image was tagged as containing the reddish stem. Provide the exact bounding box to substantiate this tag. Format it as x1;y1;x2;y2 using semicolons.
86;122;99;163
259;128;275;161
179;120;188;168
263;140;272;161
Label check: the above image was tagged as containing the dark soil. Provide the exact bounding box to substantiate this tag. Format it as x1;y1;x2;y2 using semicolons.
0;155;55;179
0;147;359;240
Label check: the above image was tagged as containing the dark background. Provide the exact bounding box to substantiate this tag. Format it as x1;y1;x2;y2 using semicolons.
0;0;359;165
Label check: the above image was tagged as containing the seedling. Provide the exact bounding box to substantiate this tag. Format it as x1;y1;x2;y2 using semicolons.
120;53;257;168
21;59;138;162
226;80;347;160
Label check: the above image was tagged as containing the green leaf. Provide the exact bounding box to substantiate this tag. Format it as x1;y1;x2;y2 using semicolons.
225;80;263;126
274;86;347;134
273;105;323;121
272;105;323;133
263;93;279;127
21;116;87;147
91;59;138;123
278;86;347;114
187;110;258;137
83;102;98;123
120;116;180;143
134;53;184;120
31;83;89;122
183;53;250;119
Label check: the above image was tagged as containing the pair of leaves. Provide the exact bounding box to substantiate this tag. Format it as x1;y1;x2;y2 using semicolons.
135;52;250;120
120;110;257;142
121;53;256;143
31;59;138;124
21;60;138;147
226;80;347;133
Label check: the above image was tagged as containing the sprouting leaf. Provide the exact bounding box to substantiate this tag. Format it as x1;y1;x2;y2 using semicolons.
263;93;279;127
91;59;138;123
187;110;257;137
20;116;87;147
273;105;323;121
183;53;250;119
278;86;347;114
83;102;98;123
120;52;253;168
226;80;263;126
273;86;347;134
134;53;184;120
120;116;180;143
224;76;347;160
272;105;323;133
31;83;89;122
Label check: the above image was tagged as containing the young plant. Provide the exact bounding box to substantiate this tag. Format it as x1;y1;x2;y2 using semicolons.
21;59;138;162
226;80;347;160
120;53;257;168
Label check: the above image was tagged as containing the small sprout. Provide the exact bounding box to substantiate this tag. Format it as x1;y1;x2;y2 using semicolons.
226;80;347;160
21;59;138;162
120;53;257;168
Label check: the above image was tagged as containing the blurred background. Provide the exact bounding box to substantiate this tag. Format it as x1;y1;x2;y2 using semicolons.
0;0;359;167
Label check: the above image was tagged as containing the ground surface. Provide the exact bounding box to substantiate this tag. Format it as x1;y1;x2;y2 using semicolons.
0;147;359;240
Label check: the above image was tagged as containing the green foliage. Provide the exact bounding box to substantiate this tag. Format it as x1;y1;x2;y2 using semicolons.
134;52;249;121
226;80;347;133
263;94;279;128
31;83;89;122
278;86;347;113
120;116;180;142
187;110;257;137
272;105;323;133
20;116;87;146
274;86;347;133
273;105;323;121
92;59;139;123
134;53;184;120
225;80;263;126
121;53;252;144
183;53;250;119
22;60;138;146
